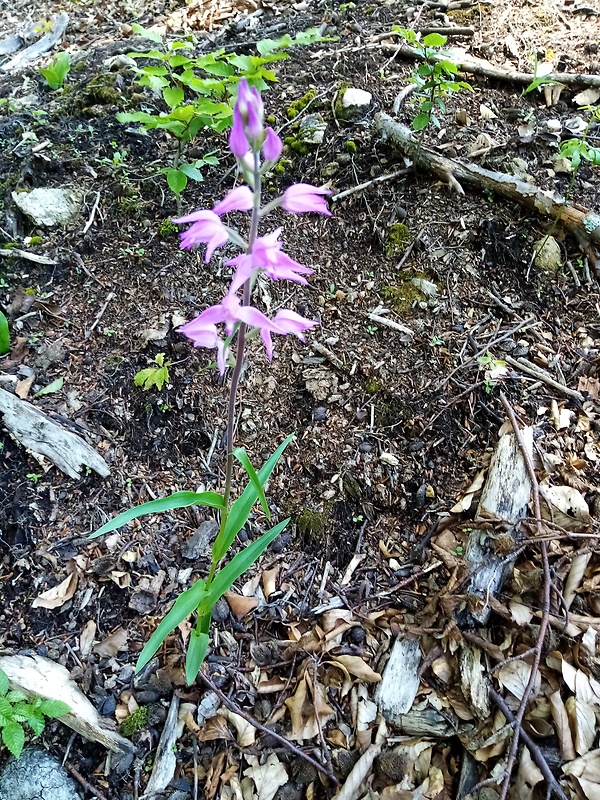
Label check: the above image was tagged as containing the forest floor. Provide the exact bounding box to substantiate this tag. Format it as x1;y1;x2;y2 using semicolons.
1;0;600;798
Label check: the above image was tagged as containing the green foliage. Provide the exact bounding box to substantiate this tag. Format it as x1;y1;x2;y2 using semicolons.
0;670;70;758
38;51;71;90
92;434;294;682
117;27;331;198
523;54;563;95
393;28;471;133
0;310;9;355
120;705;150;738
134;353;171;391
559;138;600;169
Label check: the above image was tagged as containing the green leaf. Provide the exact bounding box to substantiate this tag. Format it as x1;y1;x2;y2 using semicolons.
412;112;430;130
39;51;71;90
437;59;458;75
185;613;211;684
0;698;13;717
27;710;46;736
167;168;188;195
199;519;289;617
34;377;63;397
136;578;208;673
131;23;163;42
0;670;8;696
423;33;447;47
2;721;24;758
523;76;561;94
0;311;9;355
163;86;184;108
233;448;269;520
39;699;70;718
89;491;225;539
5;691;27;704
212;434;294;562
179;163;204;182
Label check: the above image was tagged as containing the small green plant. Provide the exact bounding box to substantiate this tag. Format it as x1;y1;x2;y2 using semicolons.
393;29;471;133
558;105;600;170
477;352;507;392
523;53;563;95
26;473;43;483
134;353;171;391
0;669;70;758
0;311;9;355
117;25;332;202
38;51;71;90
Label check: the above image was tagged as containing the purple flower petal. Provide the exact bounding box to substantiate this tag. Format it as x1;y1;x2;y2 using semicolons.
212;186;254;216
281;183;332;216
262;127;283;162
229;105;250;158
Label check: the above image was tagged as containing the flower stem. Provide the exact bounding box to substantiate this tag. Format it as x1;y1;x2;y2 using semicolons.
206;151;262;588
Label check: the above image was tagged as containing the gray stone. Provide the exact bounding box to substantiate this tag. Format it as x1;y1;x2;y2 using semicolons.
0;748;81;800
12;188;83;227
182;520;218;560
298;114;327;145
338;87;372;121
533;235;562;273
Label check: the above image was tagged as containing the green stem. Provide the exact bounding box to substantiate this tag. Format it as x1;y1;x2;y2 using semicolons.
205;151;262;590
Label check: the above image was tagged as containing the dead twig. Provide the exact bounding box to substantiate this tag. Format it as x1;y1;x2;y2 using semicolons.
199;670;339;785
497;393;551;800
503;356;584;401
489;688;569;800
64;762;109;800
331;168;410;202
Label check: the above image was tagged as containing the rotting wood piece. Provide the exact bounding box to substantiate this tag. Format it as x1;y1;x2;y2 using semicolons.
0;387;110;479
458;425;533;626
1;12;69;73
374;114;600;266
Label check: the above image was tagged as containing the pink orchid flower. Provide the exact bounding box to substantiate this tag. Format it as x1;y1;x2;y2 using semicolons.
229;78;264;157
262;127;283;162
178;318;228;374
260;309;318;359
227;228;313;293
172;210;229;261
281;183;332;215
212;185;254;215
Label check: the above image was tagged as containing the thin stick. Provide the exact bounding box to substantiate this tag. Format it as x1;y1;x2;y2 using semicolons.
503;356;583;401
199;670;339;785
498;393;552;800
81;191;101;235
85;291;115;339
331;168;410;202
64;762;110;800
489;688;569;800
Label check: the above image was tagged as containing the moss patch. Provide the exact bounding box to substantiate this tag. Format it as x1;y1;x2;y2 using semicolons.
286;90;317;120
384;223;412;260
296;506;331;543
120;705;150;739
158;218;178;237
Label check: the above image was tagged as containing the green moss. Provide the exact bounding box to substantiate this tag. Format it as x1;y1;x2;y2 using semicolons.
120;706;150;739
364;378;383;395
297;507;331;543
381;282;425;314
27;236;42;245
384;222;412;259
333;82;350;119
273;157;292;175
286;89;317;120
266;115;276;124
118;195;140;213
158;218;178;237
345;140;357;154
283;136;308;155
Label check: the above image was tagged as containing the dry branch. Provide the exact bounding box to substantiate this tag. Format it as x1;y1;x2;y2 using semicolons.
374;113;600;264
379;39;600;90
1;12;69;73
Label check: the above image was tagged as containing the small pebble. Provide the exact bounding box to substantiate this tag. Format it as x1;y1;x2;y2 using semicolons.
99;694;117;716
347;626;366;645
269;532;291;554
358;441;372;453
313;406;327;422
212;597;229;624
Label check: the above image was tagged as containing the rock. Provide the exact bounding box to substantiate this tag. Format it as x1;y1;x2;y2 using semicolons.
182;520;219;560
320;161;339;178
337;87;372;121
12;188;83;227
411;278;438;298
552;154;573;174
298;113;327;145
0;748;81;800
533;235;562;273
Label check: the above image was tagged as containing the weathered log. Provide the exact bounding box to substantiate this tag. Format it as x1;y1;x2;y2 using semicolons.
459;426;533;626
0;387;110;479
1;12;69;73
380;40;600;90
374;113;600;264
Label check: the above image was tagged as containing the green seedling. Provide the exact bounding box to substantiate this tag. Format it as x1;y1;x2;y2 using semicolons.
38;51;71;90
0;670;70;758
0;311;9;355
134;353;171;392
393;28;471;135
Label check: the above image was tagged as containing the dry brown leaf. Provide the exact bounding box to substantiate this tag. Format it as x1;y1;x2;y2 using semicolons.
243;754;287;800
15;376;34;399
550;690;576;760
578;376;599;399
337;742;382;800
516;746;544;800
540;484;591;531
109;570;131;588
284;675;334;741
79;620;96;659
564;553;592;610
32;572;78;609
563;748;600;799
331;655;381;683
262;566;279;600
450;468;486;513
93;628;128;657
509;600;533;625
566;695;597;756
224;591;258;621
205;752;226;800
257;676;287;694
497;660;541;702
218;708;256;747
